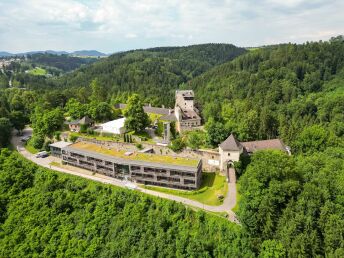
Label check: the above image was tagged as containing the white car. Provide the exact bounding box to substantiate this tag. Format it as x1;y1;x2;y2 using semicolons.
35;151;49;158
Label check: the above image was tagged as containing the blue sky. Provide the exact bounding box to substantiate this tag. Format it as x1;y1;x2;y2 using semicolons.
1;0;343;53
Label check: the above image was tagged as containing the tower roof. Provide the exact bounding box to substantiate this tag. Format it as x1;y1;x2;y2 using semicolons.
79;116;93;125
219;134;242;151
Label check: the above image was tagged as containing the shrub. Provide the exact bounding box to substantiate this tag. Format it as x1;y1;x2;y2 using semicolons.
54;131;61;141
80;124;88;133
155;121;163;136
43;140;53;151
69;134;78;143
136;143;143;150
169;137;186;152
31;134;45;149
86;128;94;135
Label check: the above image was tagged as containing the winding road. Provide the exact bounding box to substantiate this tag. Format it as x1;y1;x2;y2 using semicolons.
12;128;238;223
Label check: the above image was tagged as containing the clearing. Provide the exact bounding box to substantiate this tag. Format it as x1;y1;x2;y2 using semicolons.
27;67;47;76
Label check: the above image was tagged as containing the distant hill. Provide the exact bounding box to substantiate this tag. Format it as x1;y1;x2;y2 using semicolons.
71;50;107;57
54;43;247;105
0;50;107;57
0;51;14;57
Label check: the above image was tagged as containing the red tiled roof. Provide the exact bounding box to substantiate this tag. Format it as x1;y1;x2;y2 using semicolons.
241;139;286;153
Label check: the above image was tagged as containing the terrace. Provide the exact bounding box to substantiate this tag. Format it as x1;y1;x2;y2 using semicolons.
67;142;200;168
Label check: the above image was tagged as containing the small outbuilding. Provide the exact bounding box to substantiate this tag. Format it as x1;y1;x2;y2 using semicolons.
68;116;94;132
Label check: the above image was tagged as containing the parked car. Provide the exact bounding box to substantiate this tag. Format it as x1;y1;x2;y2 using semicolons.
35;151;49;158
20;136;31;142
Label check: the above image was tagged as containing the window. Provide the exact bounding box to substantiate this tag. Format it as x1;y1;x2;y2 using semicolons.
228;153;231;156
131;165;141;171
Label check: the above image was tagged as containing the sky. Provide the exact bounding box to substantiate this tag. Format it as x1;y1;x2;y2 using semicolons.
0;0;343;53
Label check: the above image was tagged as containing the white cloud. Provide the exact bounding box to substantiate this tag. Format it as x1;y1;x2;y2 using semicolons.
0;0;343;52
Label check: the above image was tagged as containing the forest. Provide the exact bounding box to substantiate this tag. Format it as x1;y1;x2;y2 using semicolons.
26;53;97;72
0;150;251;258
188;38;344;151
4;44;246;106
0;38;343;257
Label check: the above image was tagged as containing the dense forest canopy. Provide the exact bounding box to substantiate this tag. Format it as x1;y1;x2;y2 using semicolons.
0;150;250;257
238;148;344;257
43;44;246;106
27;53;97;72
187;39;344;150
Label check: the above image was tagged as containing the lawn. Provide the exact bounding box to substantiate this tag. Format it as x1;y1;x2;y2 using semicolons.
27;67;47;76
143;172;228;206
49;161;61;167
232;184;241;213
246;47;261;52
73;132;122;142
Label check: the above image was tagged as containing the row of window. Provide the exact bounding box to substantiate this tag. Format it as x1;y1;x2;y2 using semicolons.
132;172;154;179
181;122;200;127
184;179;196;185
137;180;196;190
157;176;180;183
70;152;85;159
170;170;195;178
62;156;77;163
96;165;113;172
79;160;93;166
144;167;167;174
87;156;103;163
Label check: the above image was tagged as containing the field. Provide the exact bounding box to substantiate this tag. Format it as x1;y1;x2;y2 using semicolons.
143;172;228;206
27;67;47;76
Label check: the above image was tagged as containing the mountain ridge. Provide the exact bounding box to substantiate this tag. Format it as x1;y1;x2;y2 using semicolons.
0;50;108;57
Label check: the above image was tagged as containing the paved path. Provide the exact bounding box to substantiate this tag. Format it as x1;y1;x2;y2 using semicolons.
12;128;239;223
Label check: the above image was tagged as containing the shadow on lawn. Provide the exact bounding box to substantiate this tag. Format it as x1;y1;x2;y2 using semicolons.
201;172;216;188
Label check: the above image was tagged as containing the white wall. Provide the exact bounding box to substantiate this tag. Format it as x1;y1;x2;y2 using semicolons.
219;147;242;171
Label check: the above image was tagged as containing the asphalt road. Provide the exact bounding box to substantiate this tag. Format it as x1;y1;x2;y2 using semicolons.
12;128;239;223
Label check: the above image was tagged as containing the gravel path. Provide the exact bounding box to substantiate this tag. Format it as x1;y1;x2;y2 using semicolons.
12;128;239;223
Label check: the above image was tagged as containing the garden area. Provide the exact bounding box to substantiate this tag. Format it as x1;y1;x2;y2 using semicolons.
26;67;47;76
143;172;228;206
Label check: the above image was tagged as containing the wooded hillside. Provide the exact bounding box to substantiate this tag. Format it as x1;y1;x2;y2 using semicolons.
188;39;344;150
52;44;246;106
0;150;250;257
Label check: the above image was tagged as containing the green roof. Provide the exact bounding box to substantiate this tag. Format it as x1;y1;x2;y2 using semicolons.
70;142;200;168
